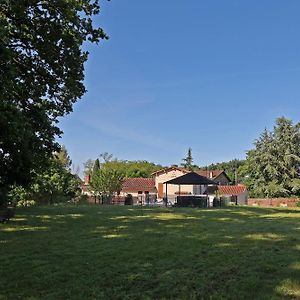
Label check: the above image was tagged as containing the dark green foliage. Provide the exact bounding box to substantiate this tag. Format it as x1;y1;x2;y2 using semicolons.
85;157;163;178
0;0;107;200
31;150;81;204
7;147;81;205
92;159;100;176
181;147;194;170
244;117;300;197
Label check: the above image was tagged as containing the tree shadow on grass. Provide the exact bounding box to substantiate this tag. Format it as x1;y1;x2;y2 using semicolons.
0;205;299;299
94;206;300;299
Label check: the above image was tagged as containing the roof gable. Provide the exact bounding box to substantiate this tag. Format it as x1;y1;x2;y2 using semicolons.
152;166;189;176
196;170;231;182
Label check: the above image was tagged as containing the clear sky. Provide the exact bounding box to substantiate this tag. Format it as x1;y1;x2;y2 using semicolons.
59;0;300;173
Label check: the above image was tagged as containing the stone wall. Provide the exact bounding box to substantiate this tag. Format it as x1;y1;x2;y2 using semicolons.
248;198;299;207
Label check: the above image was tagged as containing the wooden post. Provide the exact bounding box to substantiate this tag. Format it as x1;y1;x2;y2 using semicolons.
165;183;168;207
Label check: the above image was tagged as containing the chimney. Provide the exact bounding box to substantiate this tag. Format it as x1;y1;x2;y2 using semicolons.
84;175;91;184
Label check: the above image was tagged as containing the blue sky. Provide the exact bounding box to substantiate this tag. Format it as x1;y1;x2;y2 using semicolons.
59;0;300;172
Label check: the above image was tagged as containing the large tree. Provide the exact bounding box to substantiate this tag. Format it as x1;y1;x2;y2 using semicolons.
90;168;124;204
244;117;300;197
0;0;107;201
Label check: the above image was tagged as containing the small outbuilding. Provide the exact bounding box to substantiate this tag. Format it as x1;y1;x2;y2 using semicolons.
218;185;248;205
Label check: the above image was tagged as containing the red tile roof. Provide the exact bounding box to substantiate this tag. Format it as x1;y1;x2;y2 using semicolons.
218;185;247;196
122;178;157;193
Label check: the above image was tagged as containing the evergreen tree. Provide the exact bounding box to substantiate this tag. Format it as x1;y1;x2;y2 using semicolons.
181;148;194;170
245;117;300;197
93;159;101;175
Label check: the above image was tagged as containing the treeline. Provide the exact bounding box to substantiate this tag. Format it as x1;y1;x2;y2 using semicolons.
84;153;164;179
7;117;300;206
87;116;300;200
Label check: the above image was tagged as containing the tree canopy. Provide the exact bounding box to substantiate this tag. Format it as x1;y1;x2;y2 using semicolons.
84;154;163;179
0;0;107;200
244;117;300;197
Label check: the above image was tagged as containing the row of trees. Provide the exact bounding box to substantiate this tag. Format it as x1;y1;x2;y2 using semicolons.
84;153;163;178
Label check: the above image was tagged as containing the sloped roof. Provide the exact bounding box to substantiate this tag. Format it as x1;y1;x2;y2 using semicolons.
151;166;189;176
152;167;230;182
196;170;231;181
163;172;216;185
122;178;157;192
218;185;247;196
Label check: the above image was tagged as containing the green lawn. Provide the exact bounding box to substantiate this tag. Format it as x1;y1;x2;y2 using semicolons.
0;205;299;299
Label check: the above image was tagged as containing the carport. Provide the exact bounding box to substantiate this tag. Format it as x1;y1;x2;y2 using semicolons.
163;172;217;207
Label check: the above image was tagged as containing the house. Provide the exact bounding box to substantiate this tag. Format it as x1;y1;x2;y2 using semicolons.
152;166;189;200
120;178;157;204
82;166;239;205
152;166;231;202
195;170;231;185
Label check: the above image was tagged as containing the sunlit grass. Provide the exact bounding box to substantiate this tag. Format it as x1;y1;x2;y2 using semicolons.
0;205;299;299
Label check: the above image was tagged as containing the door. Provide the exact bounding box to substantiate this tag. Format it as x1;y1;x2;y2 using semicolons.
158;183;164;198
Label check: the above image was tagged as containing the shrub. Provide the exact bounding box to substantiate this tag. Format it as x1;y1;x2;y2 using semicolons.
296;201;300;207
76;194;89;205
17;200;36;207
8;186;29;205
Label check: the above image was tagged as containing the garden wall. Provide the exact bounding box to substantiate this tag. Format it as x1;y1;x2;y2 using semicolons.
248;198;299;207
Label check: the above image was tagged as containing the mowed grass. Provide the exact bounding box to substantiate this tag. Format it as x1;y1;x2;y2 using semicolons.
0;205;300;299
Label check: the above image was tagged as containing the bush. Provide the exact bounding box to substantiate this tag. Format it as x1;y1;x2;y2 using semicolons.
76;194;89;205
8;186;29;205
296;201;300;208
17;200;36;207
